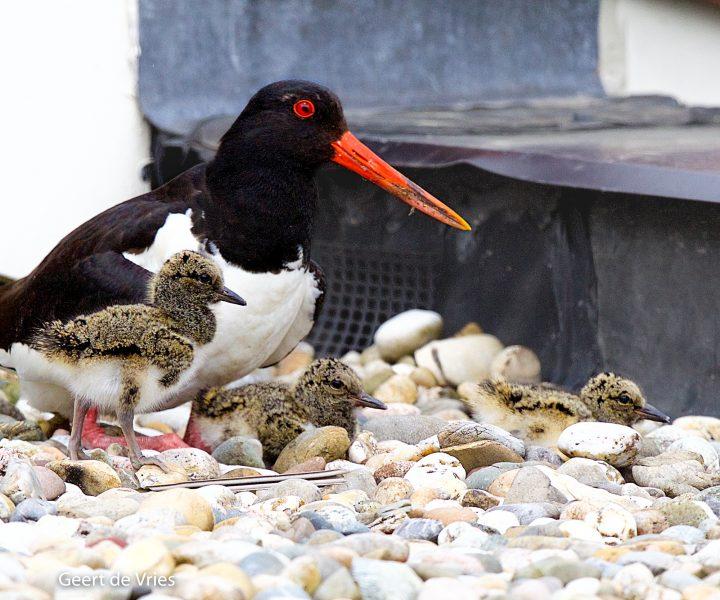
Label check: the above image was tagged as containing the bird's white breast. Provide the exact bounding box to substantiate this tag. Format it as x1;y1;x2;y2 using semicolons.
125;210;320;405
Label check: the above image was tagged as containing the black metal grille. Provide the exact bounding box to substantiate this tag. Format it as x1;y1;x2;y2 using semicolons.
307;241;440;356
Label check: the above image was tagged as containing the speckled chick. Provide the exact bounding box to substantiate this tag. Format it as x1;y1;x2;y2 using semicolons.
32;250;245;470
189;358;386;464
459;372;670;446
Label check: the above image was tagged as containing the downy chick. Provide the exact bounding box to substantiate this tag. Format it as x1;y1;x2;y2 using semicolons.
459;372;670;446
32;250;245;470
188;358;386;464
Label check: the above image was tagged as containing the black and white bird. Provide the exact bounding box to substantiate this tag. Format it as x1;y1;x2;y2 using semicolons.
0;80;469;444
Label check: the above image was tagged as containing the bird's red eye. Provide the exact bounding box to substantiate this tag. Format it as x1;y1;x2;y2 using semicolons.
293;99;315;119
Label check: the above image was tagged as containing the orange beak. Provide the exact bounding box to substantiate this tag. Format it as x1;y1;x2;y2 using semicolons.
331;131;471;231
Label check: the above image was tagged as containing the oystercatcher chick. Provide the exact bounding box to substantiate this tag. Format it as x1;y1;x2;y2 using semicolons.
0;80;469;450
459;372;670;446
29;250;245;470
186;358;386;464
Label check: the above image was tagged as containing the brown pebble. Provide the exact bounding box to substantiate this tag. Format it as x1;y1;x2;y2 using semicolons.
373;461;414;482
283;457;327;474
634;509;669;535
222;467;263;478
461;489;500;510
487;470;519;497
423;506;477;526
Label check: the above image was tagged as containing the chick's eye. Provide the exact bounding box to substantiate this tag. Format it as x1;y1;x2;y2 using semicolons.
330;379;343;390
293;99;315;119
618;394;633;404
198;274;212;284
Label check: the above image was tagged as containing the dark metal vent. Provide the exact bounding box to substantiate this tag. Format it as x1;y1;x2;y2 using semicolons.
307;242;440;356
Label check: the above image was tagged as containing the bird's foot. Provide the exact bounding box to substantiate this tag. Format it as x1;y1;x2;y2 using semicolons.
81;407;190;451
129;454;171;473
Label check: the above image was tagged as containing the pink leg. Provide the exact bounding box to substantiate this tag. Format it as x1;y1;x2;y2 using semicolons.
81;407;190;452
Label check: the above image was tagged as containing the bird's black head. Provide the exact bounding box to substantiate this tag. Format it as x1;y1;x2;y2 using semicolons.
219;80;347;170
212;79;470;231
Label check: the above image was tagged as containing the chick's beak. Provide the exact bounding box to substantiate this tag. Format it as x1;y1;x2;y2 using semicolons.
331;131;471;231
353;392;387;410
635;403;671;424
216;287;247;306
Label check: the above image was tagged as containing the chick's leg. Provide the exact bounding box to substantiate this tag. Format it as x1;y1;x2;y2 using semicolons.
117;374;170;472
69;397;91;461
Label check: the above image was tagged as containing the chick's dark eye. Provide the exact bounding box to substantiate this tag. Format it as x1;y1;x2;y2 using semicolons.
330;379;343;390
618;394;633;404
293;99;315;119
198;274;212;284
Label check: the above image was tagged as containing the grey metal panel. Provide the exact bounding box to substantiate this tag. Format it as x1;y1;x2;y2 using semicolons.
139;0;602;134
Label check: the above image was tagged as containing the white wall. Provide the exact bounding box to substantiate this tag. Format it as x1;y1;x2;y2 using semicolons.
600;0;720;106
0;0;149;279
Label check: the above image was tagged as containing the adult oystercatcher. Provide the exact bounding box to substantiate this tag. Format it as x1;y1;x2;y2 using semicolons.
0;80;469;450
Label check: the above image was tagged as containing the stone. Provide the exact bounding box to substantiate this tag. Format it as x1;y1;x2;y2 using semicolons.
558;422;641;467
373;477;413;505
673;415;720;440
394;518;443;542
257;478;321;504
415;334;504;386
461;489;501;510
437;521;491;549
0;492;14;521
314;567;359;600
489;345;542;384
634;509;669;535
362;360;395;394
558;519;602;541
373;375;418;405
32;466;65;500
374;309;443;362
661;524;705;544
348;431;378;464
667;437;719;471
633;451;720;496
495;502;559;525
419;577;485;600
112;537;175;576
45;460;120;496
660;499;715;527
443;440;523;472
325;532;409;561
0;460;43;503
514;556;601;583
423;506;477;527
299;502;368;535
283;456;327;474
212;436;265;468
505;467;567;504
238;551;287;576
586;503;637;539
557;457;624;486
476;510;519;534
364;415;446;444
10;498;56;522
136;463;189;487
612;563;655;598
525;445;564;465
329;465;377;497
404;453;467;500
373;461;414;481
160;447;221;480
437;421;525;457
282;555;321;594
0;420;45;442
351;557;423;600
199;563;256;598
273;427;351;473
465;466;503;490
139;488;214;531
